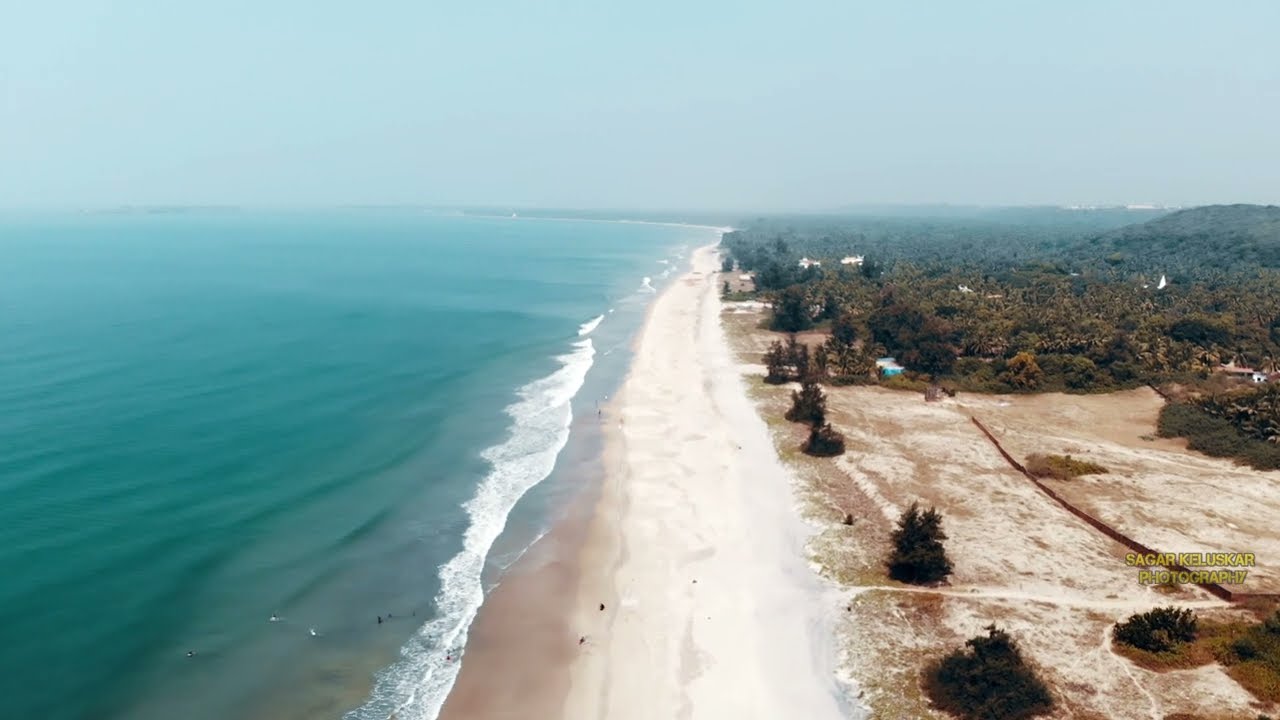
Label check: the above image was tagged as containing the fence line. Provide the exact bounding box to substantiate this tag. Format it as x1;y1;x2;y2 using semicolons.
967;416;1257;602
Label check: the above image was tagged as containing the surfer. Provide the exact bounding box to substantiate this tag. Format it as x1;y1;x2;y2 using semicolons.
270;613;279;622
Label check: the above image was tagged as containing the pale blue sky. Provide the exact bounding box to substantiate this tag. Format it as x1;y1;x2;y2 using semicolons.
3;1;1277;210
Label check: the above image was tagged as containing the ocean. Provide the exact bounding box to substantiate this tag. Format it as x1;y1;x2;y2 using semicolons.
0;210;716;720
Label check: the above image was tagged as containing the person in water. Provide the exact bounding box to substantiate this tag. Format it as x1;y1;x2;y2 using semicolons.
270;613;279;622
377;615;382;624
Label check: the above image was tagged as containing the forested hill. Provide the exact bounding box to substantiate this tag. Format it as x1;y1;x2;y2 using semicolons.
724;204;1280;282
1083;204;1280;274
723;207;1165;277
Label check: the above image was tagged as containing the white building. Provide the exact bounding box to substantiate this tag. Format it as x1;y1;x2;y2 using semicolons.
798;257;821;269
840;255;865;266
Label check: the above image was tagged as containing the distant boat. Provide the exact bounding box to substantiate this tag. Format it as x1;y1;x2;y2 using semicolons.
1157;274;1168;290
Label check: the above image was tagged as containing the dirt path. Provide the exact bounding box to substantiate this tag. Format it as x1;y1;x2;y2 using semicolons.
850;584;1230;611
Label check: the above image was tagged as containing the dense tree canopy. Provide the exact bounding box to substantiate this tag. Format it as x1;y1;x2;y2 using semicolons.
728;205;1280;394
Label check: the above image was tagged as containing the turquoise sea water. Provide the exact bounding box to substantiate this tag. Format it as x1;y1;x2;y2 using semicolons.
0;211;711;720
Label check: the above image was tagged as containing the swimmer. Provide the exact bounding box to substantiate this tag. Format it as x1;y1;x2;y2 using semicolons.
270;613;279;622
186;650;196;658
377;615;382;624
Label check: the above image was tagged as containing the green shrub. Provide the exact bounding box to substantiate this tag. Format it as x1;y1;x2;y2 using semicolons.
1023;453;1108;480
829;374;875;387
923;625;1053;720
802;422;846;457
1114;606;1197;653
887;502;952;584
880;374;931;393
786;380;827;425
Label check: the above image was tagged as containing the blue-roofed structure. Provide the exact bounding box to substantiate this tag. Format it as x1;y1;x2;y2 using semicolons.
875;357;905;376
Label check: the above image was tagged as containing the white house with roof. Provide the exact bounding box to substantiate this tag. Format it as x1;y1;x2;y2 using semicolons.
840;255;864;266
798;257;821;269
1219;363;1271;384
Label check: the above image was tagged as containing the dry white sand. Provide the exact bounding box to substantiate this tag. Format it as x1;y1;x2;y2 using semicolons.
562;246;849;719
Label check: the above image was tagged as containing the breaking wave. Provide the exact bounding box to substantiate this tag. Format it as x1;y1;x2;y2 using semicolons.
577;314;604;336
346;338;596;720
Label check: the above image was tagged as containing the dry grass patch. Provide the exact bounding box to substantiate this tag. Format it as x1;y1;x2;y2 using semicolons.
1197;615;1280;705
1112;637;1218;671
1024;453;1109;480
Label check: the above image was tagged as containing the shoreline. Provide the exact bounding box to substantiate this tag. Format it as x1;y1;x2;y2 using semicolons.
441;243;847;719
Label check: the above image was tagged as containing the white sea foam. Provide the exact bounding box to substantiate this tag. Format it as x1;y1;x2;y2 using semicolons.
640;277;656;293
577;314;604;336
346;338;596;720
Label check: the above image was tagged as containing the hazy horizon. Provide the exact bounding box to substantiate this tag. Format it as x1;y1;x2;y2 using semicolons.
4;1;1278;210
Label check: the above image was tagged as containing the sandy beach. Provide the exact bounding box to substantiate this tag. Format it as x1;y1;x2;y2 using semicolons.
561;245;847;719
440;244;848;719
